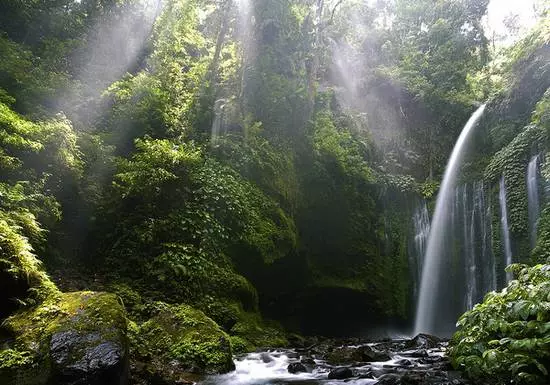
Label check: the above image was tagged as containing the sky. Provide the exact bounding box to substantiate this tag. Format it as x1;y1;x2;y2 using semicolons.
485;0;539;45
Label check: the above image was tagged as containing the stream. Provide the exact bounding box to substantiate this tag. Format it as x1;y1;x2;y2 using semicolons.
199;335;468;385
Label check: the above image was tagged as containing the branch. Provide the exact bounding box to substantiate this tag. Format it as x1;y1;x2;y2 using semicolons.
329;0;345;26
320;0;345;32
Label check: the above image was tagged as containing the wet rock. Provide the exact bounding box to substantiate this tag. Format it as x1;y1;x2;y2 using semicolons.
326;346;363;364
361;345;392;362
328;367;353;379
50;330;127;385
402;349;428;358
327;345;390;364
394;358;413;366
408;334;442;349
260;352;273;363
358;371;375;379
286;351;300;359
288;362;308;374
376;373;402;384
300;357;315;365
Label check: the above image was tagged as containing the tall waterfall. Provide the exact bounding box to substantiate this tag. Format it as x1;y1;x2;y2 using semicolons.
410;201;430;299
527;155;541;248
414;105;486;336
499;176;513;283
475;181;497;295
459;181;496;310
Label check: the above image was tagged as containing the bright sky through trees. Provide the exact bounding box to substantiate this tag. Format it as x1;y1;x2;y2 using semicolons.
486;0;538;44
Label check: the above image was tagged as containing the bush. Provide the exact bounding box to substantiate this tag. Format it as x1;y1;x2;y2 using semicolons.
449;263;550;384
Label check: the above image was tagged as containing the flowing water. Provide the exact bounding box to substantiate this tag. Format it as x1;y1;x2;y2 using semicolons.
414;105;485;336
199;337;464;385
499;176;513;282
409;200;430;299
527;154;541;248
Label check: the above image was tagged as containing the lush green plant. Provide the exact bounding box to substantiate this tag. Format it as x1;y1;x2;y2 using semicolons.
449;263;550;384
99;137;295;309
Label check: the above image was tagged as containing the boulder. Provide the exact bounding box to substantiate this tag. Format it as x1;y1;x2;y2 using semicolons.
408;334;442;350
376;373;402;385
360;345;391;362
133;303;234;382
287;362;307;374
300;356;315;365
260;352;273;363
327;344;390;364
328;367;353;379
50;331;126;385
3;291;128;385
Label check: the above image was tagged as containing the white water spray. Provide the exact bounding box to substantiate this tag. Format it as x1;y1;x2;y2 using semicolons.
414;104;485;335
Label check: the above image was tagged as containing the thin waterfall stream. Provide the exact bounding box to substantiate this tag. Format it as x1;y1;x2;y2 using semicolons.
499;176;513;283
414;105;486;336
527;154;541;248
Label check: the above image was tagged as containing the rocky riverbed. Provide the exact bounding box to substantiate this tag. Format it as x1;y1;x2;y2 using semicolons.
199;334;468;385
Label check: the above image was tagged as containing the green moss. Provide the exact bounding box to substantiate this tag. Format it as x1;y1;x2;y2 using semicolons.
194;297;241;331
107;282;144;319
0;349;39;385
229;336;249;354
230;311;288;349
5;291;127;353
135;303;234;375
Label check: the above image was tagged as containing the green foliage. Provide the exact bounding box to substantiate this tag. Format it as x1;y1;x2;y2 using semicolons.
449;263;550;384
0;349;33;371
534;88;550;133
312;111;374;182
149;0;211;135
242;0;311;141
229;336;249;354
101;73;169;153
210;130;299;213
485;124;547;238
0;220;58;307
0;35;72;115
229;311;288;349
100;137;295;310
534;205;550;264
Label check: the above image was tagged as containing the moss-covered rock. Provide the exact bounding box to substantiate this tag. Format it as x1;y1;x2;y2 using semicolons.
1;291;128;385
229;311;288;350
131;302;234;382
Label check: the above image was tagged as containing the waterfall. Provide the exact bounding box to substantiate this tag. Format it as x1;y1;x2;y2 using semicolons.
475;180;496;294
410;201;430;298
414;105;486;336
499;176;513;283
462;184;477;310
527;155;541;248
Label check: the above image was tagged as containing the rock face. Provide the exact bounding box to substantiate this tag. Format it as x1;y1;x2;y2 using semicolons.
2;291;129;385
50;330;127;385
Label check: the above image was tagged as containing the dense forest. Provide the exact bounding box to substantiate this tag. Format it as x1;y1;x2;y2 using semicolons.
0;0;549;384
